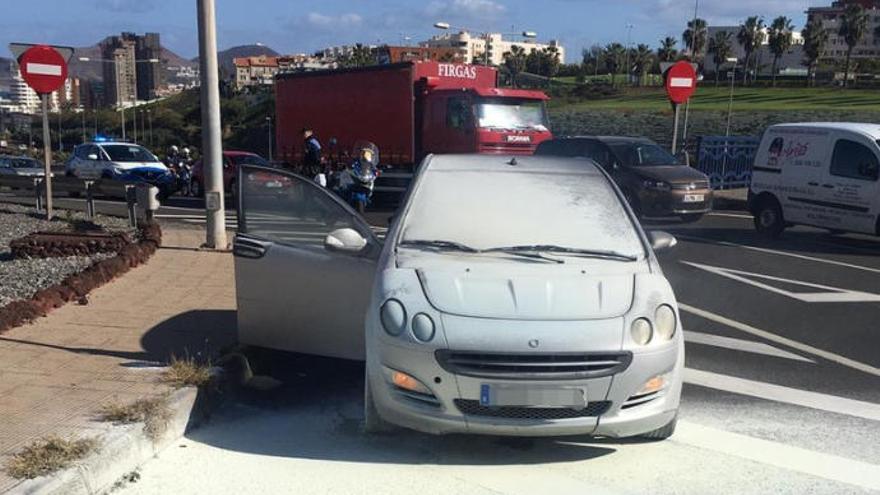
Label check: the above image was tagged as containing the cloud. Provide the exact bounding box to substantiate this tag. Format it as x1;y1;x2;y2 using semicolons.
425;0;507;20
305;12;363;29
94;0;157;14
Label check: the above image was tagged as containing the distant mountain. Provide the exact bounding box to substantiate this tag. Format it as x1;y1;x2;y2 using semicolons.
192;44;280;77
65;41;197;82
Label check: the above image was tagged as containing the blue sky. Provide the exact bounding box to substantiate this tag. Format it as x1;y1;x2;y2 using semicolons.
2;0;829;62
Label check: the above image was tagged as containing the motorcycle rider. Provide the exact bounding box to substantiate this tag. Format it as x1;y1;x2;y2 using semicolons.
340;141;380;214
177;147;194;196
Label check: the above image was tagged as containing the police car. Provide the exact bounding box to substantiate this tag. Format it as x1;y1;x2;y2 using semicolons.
65;139;175;198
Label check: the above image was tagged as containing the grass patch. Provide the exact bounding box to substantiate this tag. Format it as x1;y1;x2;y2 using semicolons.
98;396;172;442
161;355;213;388
4;436;97;479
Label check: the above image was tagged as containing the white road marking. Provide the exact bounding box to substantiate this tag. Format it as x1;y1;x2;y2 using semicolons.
707;212;752;219
676;234;880;274
684;368;880;422
679;303;880;377
684;330;814;363
682;261;880;303
674;420;880;492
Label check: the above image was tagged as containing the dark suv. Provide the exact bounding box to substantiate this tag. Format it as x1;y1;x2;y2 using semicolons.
535;136;713;222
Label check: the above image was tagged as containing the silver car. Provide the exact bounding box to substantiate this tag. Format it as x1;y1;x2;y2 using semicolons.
0;155;46;177
234;154;683;439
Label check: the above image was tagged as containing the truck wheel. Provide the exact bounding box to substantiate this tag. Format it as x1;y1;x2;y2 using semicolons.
363;373;395;434
640;415;677;441
754;198;785;238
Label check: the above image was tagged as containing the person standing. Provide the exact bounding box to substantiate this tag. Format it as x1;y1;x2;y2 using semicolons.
302;127;323;184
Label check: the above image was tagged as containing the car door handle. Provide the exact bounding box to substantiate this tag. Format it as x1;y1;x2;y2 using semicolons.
822;184;835;189
808;182;819;186
233;237;271;259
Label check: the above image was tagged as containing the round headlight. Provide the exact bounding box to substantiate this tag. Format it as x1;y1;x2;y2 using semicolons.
380;299;407;336
655;305;677;341
630;318;653;346
411;313;435;342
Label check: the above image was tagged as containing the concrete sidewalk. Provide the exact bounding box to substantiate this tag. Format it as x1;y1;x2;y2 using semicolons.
0;225;236;493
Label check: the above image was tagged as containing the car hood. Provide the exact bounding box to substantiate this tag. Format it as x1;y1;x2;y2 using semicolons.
416;268;634;320
634;166;707;184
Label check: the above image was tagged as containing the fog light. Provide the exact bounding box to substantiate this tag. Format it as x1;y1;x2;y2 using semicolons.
637;374;668;395
655;305;676;341
631;318;653;345
411;313;435;342
390;370;432;395
380;299;406;336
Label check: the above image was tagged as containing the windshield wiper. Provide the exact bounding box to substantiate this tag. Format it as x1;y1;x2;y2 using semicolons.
485;245;638;262
398;239;479;253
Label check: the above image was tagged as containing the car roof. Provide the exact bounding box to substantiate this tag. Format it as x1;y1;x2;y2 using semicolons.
224;150;259;157
544;136;654;145
424;154;604;176
770;122;880;140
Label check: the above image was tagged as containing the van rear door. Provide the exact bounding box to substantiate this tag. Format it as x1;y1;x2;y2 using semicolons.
759;128;831;226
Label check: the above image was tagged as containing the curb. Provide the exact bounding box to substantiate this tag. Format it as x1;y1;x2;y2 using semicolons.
9;384;213;495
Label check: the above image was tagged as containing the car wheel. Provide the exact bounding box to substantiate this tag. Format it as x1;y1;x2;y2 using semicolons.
640;414;677;441
363;372;395;434
754;198;785;238
680;213;703;224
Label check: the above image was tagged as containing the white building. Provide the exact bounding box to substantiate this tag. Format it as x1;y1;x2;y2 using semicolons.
808;0;880;60
421;32;565;66
702;26;806;75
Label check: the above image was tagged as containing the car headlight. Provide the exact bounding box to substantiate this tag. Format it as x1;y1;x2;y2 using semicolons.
411;313;435;342
643;179;671;191
655;305;677;341
380;299;407;336
630;318;653;345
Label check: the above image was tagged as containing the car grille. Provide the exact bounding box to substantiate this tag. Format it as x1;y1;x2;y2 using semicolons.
454;399;611;420
671;180;710;190
435;351;632;380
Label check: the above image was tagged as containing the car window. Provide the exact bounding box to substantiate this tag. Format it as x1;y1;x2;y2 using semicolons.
101;144;159;163
609;143;678;167
446;97;471;130
401;166;644;257
11;158;41;169
231;155;270;167
0;157;9;168
239;167;370;249
583;142;612;168
830;139;879;182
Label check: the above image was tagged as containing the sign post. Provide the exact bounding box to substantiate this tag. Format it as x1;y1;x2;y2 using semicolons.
664;61;697;156
11;44;72;220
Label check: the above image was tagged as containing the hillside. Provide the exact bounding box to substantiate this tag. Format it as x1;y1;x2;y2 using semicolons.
192;44;280;77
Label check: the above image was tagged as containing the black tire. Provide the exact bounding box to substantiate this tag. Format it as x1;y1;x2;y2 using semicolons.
753;197;785;238
640;415;677;441
363;374;395;434
680;213;703;224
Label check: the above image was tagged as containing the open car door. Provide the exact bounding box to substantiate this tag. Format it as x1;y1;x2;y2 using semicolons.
233;165;380;360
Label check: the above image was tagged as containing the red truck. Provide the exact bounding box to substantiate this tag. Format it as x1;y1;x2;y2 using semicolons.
274;61;552;193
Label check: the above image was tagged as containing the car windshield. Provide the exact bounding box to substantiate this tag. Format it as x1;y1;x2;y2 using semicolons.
475;98;548;131
609;142;679;167
9;158;42;168
232;155;270;167
101;144;159;163
400;165;644;259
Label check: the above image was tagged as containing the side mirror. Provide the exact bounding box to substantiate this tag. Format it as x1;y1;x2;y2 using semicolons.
87;153;99;161
648;230;677;252
324;228;367;254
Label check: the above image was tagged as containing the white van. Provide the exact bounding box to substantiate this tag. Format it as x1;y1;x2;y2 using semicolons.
749;123;880;237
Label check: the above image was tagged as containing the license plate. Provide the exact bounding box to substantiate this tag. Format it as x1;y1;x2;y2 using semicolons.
683;194;704;203
480;384;587;408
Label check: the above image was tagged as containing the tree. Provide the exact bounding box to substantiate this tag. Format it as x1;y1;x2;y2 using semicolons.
582;44;605;78
682;18;708;62
737;16;766;85
802;18;829;87
768;16;795;87
631;44;654;86
540;46;562;82
838;4;869;87
604;43;626;86
337;43;375;68
502;45;527;87
707;31;734;86
657;37;678;63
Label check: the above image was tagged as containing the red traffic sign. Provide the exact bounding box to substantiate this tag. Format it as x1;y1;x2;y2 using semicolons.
18;45;68;94
665;61;697;105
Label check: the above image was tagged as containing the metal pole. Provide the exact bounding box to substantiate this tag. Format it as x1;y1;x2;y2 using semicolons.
81;108;86;143
40;94;53;220
115;59;125;140
198;0;228;249
57;108;62;152
722;61;736;190
148;110;153;146
267;117;273;161
671;103;681;155
133;107;138;143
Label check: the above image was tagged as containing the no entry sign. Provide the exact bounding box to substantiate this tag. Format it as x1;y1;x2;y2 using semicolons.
18;45;68;94
665;61;697;105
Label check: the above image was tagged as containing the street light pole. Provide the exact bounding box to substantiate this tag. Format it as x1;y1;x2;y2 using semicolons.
147;109;153;146
624;24;633;85
115;59;125;140
266;116;273;161
198;0;227;249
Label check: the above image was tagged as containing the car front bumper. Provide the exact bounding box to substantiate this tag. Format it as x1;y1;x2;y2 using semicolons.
637;188;714;217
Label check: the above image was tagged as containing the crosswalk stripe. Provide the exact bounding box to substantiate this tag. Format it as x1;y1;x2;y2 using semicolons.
684;330;813;363
674;420;880;492
680;303;880;378
684;368;880;422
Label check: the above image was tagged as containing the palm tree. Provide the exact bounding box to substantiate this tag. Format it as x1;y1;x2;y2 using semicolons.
632;44;655;86
802;18;829;87
838;4;869;87
737;16;766;85
604;43;626;86
657;36;678;63
768;16;795;87
682;18;708;62
707;31;734;86
582;45;605;78
502;45;527;88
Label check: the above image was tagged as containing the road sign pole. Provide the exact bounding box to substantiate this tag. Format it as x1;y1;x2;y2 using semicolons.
198;0;227;249
40;93;53;219
671;103;681;156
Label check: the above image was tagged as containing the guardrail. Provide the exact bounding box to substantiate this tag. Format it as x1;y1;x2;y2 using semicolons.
0;175;142;225
695;136;761;190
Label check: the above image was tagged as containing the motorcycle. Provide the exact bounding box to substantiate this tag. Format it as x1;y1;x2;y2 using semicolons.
338;141;379;214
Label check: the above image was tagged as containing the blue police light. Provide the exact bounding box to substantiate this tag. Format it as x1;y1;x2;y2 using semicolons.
93;134;110;142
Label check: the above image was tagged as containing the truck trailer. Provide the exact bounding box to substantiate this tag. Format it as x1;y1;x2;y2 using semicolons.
274;61;552;194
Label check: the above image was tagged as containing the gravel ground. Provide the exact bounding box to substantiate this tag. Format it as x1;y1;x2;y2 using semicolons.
0;205;134;307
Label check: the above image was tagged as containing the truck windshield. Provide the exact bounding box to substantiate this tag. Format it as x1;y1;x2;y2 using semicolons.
476;98;548;131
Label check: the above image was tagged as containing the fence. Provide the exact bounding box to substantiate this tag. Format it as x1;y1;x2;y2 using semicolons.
695;136;761;190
